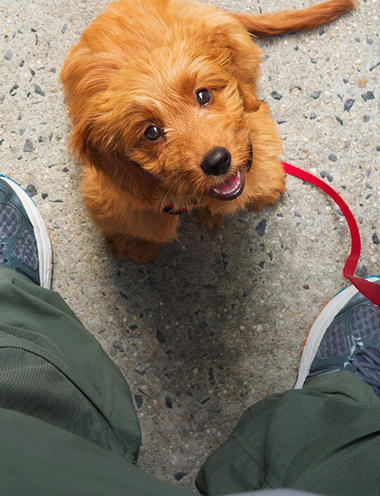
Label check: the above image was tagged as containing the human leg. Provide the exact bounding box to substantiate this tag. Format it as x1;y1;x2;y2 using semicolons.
197;279;380;496
0;176;193;496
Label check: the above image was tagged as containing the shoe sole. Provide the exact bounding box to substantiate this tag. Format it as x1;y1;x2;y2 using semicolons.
294;276;380;389
0;175;52;289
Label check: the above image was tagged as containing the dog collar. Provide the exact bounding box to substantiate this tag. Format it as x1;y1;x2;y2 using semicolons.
162;203;200;215
163;142;253;215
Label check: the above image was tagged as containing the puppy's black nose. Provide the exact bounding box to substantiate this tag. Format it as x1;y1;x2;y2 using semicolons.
200;147;231;176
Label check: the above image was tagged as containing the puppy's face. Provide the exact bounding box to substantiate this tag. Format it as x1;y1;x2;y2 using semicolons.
72;30;262;208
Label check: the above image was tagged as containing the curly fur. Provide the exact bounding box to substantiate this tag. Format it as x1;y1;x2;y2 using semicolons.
61;0;356;263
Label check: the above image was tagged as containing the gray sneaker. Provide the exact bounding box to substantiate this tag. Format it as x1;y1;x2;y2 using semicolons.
0;175;52;288
295;277;380;395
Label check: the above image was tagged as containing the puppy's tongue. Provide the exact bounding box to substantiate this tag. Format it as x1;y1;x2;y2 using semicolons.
210;169;245;201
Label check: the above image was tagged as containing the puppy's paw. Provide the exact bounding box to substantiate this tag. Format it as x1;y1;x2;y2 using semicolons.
247;180;285;211
198;208;225;230
105;234;160;264
246;159;286;211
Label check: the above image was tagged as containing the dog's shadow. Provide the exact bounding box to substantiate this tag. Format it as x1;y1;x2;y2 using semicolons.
109;206;284;445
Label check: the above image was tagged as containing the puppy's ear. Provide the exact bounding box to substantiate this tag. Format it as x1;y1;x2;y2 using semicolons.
69;103;159;205
201;18;262;111
236;82;262;112
62;47;133;174
70;110;125;175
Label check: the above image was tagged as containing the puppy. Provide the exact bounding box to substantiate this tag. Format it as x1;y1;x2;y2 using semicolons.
61;0;356;263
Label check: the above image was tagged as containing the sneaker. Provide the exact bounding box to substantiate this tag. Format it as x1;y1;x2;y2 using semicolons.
295;277;380;395
0;175;52;288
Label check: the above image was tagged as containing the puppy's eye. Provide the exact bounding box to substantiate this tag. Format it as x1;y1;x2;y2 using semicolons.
144;125;163;141
196;89;212;106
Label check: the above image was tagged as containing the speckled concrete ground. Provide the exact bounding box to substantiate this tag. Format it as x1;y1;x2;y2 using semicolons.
1;0;379;490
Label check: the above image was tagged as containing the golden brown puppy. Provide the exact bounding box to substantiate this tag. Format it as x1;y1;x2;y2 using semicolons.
61;0;356;263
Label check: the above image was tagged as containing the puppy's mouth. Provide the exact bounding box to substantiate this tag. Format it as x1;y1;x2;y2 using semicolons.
210;169;245;201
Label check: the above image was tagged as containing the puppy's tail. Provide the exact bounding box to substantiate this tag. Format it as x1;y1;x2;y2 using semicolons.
231;0;357;37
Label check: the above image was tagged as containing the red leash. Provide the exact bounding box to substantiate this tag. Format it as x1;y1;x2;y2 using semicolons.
282;161;380;308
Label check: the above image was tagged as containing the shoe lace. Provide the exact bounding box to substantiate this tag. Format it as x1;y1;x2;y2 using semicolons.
351;346;380;391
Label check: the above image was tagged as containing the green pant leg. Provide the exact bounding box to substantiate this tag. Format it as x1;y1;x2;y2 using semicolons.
0;268;194;496
0;407;194;496
0;267;140;459
196;372;380;496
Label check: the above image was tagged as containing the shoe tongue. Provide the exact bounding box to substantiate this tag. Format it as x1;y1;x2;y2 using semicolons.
212;171;241;195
